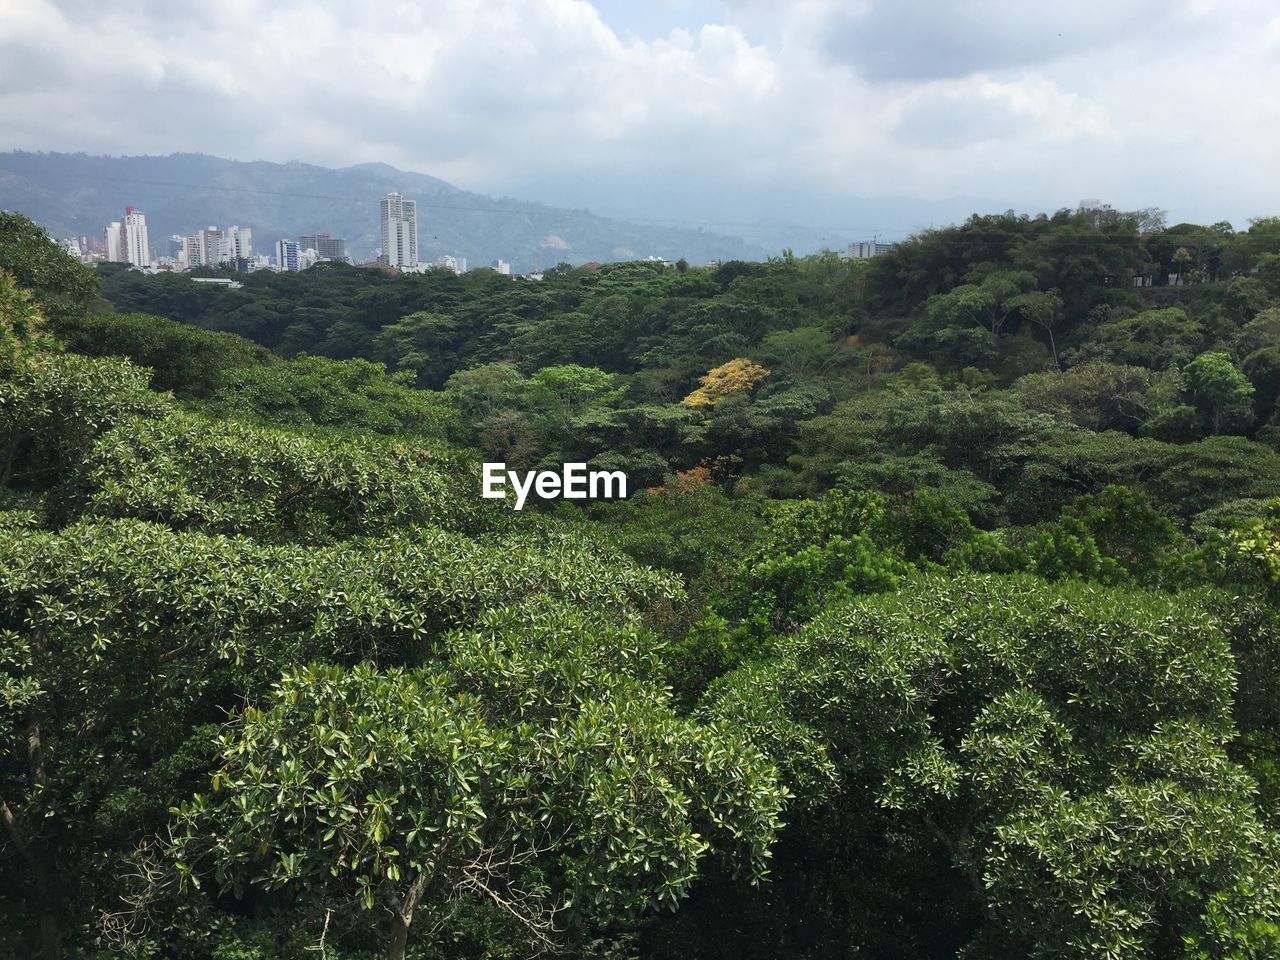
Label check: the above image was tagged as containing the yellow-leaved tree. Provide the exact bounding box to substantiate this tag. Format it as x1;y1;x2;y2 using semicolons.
681;358;770;409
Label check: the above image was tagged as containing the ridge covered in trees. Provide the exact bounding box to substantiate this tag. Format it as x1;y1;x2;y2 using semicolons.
3;206;1280;959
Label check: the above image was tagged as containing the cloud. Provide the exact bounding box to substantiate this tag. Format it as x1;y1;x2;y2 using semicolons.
0;0;1278;243
817;1;1133;83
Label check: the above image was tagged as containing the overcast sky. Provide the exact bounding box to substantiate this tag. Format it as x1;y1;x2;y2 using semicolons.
2;0;1279;247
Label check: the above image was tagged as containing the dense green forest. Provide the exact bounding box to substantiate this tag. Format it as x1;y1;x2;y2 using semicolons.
4;206;1280;959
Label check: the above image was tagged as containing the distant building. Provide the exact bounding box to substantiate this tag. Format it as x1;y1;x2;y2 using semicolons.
276;238;300;272
848;239;892;259
189;277;243;288
491;259;512;276
298;233;347;262
199;227;223;268
223;225;253;261
1078;198;1114;213
179;235;200;269
123;207;151;267
104;221;123;262
379;192;418;269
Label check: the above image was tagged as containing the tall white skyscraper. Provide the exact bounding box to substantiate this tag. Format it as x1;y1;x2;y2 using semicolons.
379;192;418;269
224;225;253;261
123;207;150;267
104;222;123;262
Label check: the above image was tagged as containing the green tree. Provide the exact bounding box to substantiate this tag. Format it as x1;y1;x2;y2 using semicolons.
1079;308;1205;370
1016;361;1159;433
0;213;99;321
1183;352;1255;436
169;605;785;960
924;269;1038;336
52;310;273;398
704;576;1280;959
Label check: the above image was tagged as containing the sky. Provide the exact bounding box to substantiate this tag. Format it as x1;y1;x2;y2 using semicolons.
2;0;1279;250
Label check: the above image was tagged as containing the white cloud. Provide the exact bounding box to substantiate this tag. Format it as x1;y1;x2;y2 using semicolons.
0;0;1278;239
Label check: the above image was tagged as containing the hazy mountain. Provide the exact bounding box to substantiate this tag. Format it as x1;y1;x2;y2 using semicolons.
0;151;767;270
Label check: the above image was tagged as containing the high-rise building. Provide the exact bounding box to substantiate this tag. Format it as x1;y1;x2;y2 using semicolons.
298;233;347;262
123;207;150;267
104;221;123;262
224;225;252;261
181;235;202;269
491;259;512;276
275;239;300;272
379;193;418;269
200;227;223;268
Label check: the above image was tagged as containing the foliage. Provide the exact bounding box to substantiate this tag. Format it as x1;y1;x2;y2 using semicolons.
0;351;172;492
52;309;274;398
205;355;458;438
5;206;1280;958
698;576;1280;959
169;605;785;957
1182;351;1255;435
0;211;100;320
681;358;771;410
63;411;486;539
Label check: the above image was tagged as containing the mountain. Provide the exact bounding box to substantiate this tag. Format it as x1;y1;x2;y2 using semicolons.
0;151;767;270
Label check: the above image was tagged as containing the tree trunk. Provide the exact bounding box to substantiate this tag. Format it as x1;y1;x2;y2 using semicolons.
34;860;65;960
388;914;410;960
1;797;65;960
386;872;429;960
922;814;995;924
20;627;66;960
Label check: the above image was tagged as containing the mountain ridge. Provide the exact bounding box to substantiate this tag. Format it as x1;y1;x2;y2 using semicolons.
0;150;767;270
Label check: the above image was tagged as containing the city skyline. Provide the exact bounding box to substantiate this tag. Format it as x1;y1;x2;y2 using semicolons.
81;190;505;276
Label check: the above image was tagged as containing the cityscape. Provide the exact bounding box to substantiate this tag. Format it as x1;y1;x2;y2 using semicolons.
57;187;902;281
63;190;515;278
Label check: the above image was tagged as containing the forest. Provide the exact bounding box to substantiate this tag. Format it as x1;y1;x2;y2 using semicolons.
3;205;1280;959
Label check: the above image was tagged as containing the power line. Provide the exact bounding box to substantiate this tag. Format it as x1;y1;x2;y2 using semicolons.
35;173;913;237
27;172;1279;247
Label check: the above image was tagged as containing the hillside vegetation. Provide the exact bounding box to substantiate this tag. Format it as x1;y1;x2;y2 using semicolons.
3;208;1280;959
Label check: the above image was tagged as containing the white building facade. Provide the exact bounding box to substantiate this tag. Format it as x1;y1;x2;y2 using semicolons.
223;225;252;262
379;192;418;269
123;208;150;267
104;222;123;262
